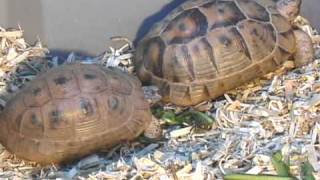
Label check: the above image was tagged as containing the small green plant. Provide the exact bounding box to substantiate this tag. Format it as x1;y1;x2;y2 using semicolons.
153;107;214;129
271;151;291;177
224;151;315;180
301;161;316;180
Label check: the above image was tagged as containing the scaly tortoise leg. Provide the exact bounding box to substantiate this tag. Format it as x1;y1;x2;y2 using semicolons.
143;116;163;140
293;29;314;67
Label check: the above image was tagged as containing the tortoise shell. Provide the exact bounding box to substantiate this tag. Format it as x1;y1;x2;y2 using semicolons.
135;0;296;106
0;63;151;164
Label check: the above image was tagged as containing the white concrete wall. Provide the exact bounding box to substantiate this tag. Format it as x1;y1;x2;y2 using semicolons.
0;0;318;56
301;0;320;32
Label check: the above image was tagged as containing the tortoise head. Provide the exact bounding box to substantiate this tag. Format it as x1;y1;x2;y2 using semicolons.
276;0;302;22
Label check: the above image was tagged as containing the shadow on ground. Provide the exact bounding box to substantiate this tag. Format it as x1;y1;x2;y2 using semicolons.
48;49;96;62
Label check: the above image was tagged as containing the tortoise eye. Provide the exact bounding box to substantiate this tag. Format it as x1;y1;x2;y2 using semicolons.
108;96;119;110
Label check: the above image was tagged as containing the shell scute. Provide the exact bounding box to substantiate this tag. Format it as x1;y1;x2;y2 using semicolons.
162;8;208;45
41;100;74;140
108;70;134;95
73;65;109;93
23;79;51;107
199;0;246;30
206;27;252;75
236;20;276;61
46;68;80;99
20;108;44;139
236;0;270;22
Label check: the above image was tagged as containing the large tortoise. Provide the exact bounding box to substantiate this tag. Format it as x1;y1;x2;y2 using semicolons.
0;63;159;164
135;0;314;106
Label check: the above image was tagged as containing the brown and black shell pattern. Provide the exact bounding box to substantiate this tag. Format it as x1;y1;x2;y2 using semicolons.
135;0;296;106
0;63;151;164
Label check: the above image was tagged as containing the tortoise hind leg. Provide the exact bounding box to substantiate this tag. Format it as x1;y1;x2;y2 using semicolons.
293;29;314;67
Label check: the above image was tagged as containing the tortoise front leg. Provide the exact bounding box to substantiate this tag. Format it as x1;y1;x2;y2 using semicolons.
293;29;314;67
143;116;162;140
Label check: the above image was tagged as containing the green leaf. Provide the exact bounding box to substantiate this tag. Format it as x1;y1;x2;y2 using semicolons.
176;110;214;129
153;107;215;129
224;174;296;180
301;161;316;180
151;107;166;118
271;151;291;177
162;111;181;125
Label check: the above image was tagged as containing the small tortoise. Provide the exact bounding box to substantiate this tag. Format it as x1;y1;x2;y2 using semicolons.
135;0;314;106
0;63;159;164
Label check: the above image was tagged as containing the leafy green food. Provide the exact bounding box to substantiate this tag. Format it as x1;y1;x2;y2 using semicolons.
271;151;291;177
224;174;296;180
301;161;316;180
224;151;317;180
152;107;214;129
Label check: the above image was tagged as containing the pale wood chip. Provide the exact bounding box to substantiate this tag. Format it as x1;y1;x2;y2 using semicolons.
0;31;23;38
170;127;193;138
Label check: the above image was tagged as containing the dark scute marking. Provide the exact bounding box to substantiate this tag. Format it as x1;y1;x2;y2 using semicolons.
143;37;166;78
165;8;208;44
173;75;180;82
219;35;232;46
31;114;42;127
108;97;119;110
172;55;182;82
210;21;236;30
178;23;187;31
80;99;94;116
181;45;195;80
84;74;97;80
49;110;63;129
251;28;259;36
201;38;218;71
218;8;224;13
233;27;252;60
32;88;42;96
54;76;69;85
202;1;246;30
